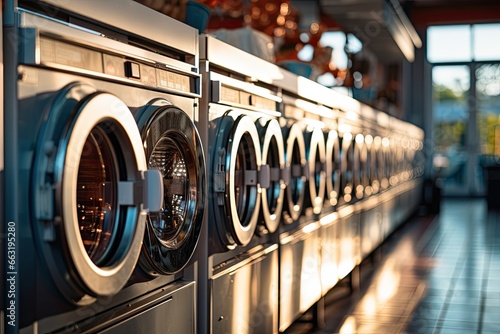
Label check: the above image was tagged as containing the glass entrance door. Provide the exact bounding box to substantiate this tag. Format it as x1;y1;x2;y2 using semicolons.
428;24;500;197
432;65;471;196
476;63;500;195
432;63;500;196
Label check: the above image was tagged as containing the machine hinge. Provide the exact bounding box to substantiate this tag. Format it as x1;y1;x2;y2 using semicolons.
281;165;291;185
37;183;56;242
292;163;303;178
303;162;310;180
270;167;281;182
37;140;56;221
259;164;270;189
116;170;163;212
215;148;226;206
317;161;326;173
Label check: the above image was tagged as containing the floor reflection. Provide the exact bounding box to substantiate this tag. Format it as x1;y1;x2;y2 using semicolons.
286;199;500;334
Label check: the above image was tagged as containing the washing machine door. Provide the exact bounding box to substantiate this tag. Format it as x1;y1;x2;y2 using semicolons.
372;138;380;190
136;99;205;275
325;130;340;207
304;127;326;214
32;83;162;305
339;132;359;204
355;134;368;199
213;112;262;248
136;99;206;276
385;140;396;187
282;123;307;222
381;139;391;190
258;118;285;234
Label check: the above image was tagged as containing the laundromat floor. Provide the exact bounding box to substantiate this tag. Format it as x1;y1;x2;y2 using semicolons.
285;198;500;334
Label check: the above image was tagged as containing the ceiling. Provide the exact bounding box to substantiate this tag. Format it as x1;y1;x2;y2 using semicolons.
313;0;500;63
207;0;500;64
318;0;420;63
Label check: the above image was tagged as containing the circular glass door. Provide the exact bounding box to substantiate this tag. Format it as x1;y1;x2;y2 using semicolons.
340;132;360;204
371;136;383;194
355;134;367;200
325;129;341;207
305;127;326;214
137;100;205;275
364;134;375;196
213;113;261;248
259;118;285;234
283;123;306;223
32;84;151;304
380;137;391;190
392;138;403;186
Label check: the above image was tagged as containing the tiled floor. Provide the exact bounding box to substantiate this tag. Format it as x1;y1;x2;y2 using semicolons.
286;198;500;333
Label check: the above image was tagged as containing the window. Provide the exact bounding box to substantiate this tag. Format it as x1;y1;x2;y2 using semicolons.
427;24;500;63
473;24;500;61
427;25;472;63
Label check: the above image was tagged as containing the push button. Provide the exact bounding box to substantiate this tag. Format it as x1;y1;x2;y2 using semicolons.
124;61;141;79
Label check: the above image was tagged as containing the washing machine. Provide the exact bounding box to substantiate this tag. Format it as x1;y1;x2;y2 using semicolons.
10;1;205;332
278;85;328;332
391;119;424;225
358;107;386;261
317;108;342;297
199;35;284;334
334;109;364;280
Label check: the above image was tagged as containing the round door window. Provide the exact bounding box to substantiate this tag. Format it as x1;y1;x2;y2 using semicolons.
228;117;261;245
340;132;357;204
32;85;150;304
355;134;367;200
371;136;382;194
77;127;118;265
305;127;326;215
283;123;306;222
260;119;285;234
137;103;205;275
149;138;188;244
325;130;340;207
213;113;261;248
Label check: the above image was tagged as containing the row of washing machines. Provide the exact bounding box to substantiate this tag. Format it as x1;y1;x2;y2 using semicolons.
0;1;425;333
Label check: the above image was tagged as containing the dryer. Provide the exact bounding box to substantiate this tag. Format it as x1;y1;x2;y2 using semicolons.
199;35;284;334
10;1;205;332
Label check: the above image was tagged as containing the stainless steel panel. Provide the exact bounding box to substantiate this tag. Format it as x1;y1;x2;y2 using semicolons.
201;35;285;86
211;247;279;334
19;12;200;96
100;282;195;334
38;0;199;59
320;214;339;296
337;212;361;280
360;204;383;259
382;194;396;238
279;223;322;332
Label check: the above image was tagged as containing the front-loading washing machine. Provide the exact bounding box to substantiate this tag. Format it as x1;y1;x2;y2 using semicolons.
389;118;424;227
199;35;285;334
335;109;365;281
278;85;329;333
9;1;205;332
357;107;386;262
318;106;342;298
